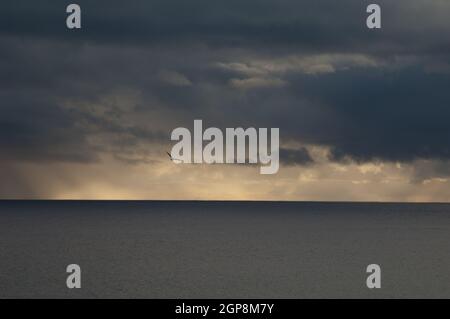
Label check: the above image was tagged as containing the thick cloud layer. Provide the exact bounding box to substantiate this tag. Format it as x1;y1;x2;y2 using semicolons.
2;1;450;55
1;0;450;199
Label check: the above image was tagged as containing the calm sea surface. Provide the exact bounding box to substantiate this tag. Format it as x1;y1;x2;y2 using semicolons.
0;201;449;298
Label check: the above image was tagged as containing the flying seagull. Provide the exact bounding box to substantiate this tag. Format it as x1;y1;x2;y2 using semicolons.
167;151;182;163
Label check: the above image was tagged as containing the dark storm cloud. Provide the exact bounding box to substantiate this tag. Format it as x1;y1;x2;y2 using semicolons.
5;0;365;51
281;67;450;163
1;0;449;56
1;0;450;172
0;38;169;163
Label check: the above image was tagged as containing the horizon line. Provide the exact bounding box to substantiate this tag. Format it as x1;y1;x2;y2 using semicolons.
0;199;449;204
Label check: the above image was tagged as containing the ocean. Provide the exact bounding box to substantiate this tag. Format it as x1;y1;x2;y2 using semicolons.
0;200;449;298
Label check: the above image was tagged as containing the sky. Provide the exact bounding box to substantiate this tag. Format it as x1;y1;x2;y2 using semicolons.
1;0;450;201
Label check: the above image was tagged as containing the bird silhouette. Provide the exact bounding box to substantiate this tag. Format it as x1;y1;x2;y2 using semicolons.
167;151;182;163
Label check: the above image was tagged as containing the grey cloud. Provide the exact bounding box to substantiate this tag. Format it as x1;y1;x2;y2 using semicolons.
229;77;287;90
411;160;450;183
158;70;192;87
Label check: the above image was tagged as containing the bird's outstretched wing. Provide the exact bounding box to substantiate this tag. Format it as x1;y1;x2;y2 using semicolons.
167;151;183;163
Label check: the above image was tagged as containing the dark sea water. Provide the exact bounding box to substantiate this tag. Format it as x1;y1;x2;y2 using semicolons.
0;200;449;298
